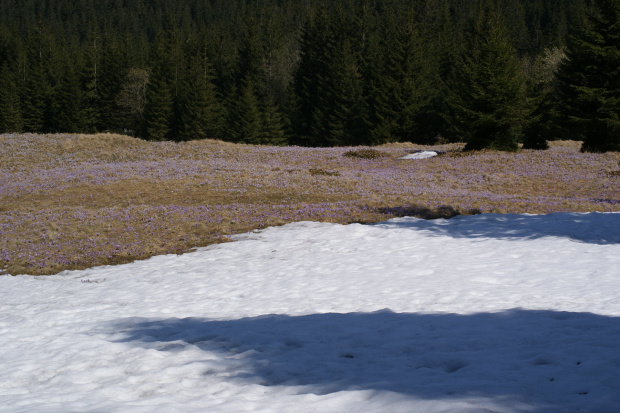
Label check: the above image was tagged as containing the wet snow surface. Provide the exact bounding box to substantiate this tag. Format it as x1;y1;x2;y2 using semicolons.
1;213;620;413
399;150;442;159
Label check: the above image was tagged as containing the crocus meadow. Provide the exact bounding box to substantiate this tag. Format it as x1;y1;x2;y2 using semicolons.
1;133;618;275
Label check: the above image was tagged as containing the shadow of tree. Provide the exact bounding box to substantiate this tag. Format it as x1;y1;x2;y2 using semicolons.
108;309;620;412
373;211;620;245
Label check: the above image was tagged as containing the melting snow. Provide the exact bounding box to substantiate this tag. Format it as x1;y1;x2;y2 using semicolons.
1;213;619;412
400;150;440;159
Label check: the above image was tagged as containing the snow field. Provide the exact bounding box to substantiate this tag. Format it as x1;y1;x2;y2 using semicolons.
1;212;619;412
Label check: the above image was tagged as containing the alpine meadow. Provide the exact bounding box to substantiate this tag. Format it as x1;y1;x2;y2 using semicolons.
1;0;619;274
1;2;620;412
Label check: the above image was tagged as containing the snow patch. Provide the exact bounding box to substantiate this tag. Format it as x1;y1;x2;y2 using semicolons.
1;213;619;412
400;150;440;159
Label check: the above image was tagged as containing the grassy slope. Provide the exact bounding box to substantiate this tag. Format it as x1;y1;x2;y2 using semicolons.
1;133;619;275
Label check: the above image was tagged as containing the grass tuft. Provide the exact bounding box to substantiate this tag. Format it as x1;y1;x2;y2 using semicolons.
343;148;389;159
309;168;341;176
376;204;481;219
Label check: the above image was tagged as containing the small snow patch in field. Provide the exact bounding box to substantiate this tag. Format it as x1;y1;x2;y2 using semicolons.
400;150;441;159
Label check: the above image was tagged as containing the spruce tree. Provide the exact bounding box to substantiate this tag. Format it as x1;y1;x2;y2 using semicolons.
97;38;127;132
22;59;47;133
374;11;433;143
21;24;52;133
0;63;23;132
259;94;287;145
224;77;262;144
143;70;174;141
318;34;366;146
235;18;264;88
293;7;367;147
143;33;175;141
55;62;83;132
422;0;461;142
451;5;528;151
364;45;393;145
179;55;224;141
291;6;333;146
555;0;620;152
80;28;101;133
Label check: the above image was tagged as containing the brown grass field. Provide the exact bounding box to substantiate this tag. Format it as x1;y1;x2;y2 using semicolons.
1;133;619;275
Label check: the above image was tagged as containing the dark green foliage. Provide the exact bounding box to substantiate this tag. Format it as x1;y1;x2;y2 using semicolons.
143;33;175;141
224;78;262;144
555;0;620;152
318;33;367;146
116;68;149;136
342;148;388;159
179;55;223;141
21;61;48;133
259;95;287;145
97;39;127;132
21;23;55;133
235;18;264;89
419;0;461;142
451;6;529;151
372;11;433;143
521;48;565;149
224;15;287;146
377;204;466;219
55;62;84;133
0;0;608;149
79;30;101;133
292;6;368;146
143;72;174;141
0;64;23;132
291;6;333;146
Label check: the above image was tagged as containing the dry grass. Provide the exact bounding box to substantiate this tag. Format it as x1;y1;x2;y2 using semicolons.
1;133;618;275
343;148;391;159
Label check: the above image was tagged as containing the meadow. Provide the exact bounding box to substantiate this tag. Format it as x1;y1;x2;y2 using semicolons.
1;133;619;275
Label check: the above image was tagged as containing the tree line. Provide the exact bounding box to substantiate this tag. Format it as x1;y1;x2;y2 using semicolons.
0;0;618;152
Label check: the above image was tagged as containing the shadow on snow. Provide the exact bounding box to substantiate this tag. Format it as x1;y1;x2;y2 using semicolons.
373;211;620;245
108;309;620;412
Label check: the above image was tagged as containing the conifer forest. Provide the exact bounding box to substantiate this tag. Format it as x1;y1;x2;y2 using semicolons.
0;0;619;152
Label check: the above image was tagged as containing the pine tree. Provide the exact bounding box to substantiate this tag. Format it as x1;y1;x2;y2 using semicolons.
555;0;620;152
451;5;529;151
